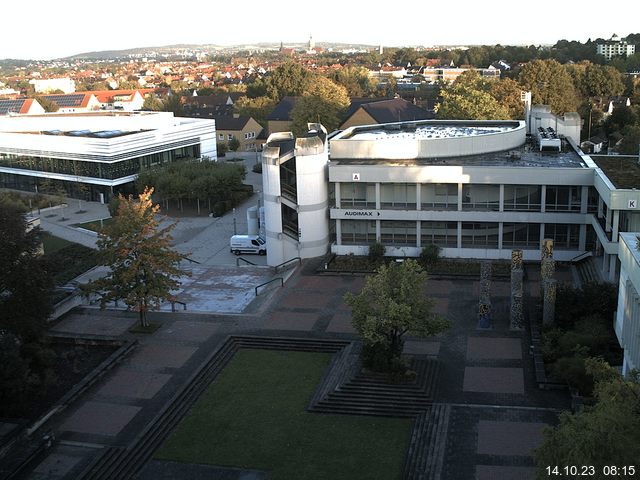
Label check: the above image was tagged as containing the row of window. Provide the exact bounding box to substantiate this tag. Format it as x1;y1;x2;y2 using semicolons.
217;132;256;141
339;220;589;250
0;146;200;180
336;183;597;213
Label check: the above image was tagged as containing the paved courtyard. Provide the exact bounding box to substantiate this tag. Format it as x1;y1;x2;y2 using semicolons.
23;261;569;480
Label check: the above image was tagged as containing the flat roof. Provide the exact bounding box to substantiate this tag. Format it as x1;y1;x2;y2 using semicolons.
331;140;586;168
345;123;517;141
591;155;640;189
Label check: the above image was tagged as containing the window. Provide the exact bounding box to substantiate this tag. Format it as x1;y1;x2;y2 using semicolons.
340;182;376;208
341;220;376;245
502;223;540;248
380;221;416;246
421;183;458;210
228;134;234;140
219;133;224;140
545;186;581;212
462;185;500;211
380;183;416;209
421;221;457;247
461;222;499;248
544;224;580;250
503;185;541;211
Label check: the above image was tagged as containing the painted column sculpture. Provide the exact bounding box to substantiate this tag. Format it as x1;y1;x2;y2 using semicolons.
543;278;557;325
478;260;492;329
540;238;556;325
510;249;524;330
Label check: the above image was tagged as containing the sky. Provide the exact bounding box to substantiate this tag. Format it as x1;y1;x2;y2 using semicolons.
3;0;639;60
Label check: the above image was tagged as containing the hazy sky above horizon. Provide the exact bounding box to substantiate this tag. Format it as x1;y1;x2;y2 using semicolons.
3;0;639;60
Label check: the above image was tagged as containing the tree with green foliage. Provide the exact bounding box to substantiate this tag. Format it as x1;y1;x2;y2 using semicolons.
490;78;526;119
535;358;640;477
344;259;449;372
618;124;640;154
437;71;510;120
35;96;59;112
265;62;313;102
234;95;276;128
290;76;350;134
331;65;377;98
228;137;240;151
142;93;164;111
518;59;580;114
86;188;188;327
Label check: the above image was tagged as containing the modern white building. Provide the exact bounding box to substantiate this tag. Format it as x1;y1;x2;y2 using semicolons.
261;108;640;283
615;233;640;375
596;34;636;60
0;111;216;202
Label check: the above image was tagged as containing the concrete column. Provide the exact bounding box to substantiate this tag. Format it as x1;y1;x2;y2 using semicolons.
498;222;504;250
335;182;341;209
540;185;546;213
539;224;546;250
579;224;587;251
603;253;609;276
606;207;612;232
416;221;421;248
598;196;603;218
609;255;617;282
499;184;504;212
613;210;620;239
457;221;462;249
376;219;381;242
581;186;589;214
457;183;463;211
416;184;421;211
336;219;342;245
375;183;381;210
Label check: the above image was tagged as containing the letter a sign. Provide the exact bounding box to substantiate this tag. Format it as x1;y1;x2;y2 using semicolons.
352;173;360;181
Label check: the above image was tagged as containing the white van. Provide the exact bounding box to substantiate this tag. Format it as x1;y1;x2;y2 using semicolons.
230;235;267;256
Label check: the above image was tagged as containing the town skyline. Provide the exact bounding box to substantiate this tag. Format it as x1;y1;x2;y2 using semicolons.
4;0;639;60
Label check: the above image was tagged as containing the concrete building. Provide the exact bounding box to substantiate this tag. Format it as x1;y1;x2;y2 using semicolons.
30;77;76;94
597;34;636;60
0;111;216;202
262;125;330;266
615;233;640;375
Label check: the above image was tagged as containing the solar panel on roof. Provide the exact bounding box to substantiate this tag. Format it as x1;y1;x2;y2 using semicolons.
0;99;26;115
42;94;86;108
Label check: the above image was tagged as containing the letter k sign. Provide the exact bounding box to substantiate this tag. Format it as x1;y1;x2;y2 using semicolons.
629;199;637;209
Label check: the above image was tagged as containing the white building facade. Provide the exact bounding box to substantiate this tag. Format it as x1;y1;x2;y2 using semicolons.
596;35;636;60
0;111;216;202
615;233;640;375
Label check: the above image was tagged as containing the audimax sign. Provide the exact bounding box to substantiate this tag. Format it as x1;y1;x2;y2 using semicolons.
343;210;381;217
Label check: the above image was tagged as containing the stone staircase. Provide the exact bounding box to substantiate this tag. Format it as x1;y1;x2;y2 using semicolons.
575;256;602;286
403;404;451;480
309;357;439;418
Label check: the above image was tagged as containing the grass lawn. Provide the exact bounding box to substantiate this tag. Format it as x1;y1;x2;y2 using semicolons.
74;217;112;232
156;349;412;480
42;233;100;285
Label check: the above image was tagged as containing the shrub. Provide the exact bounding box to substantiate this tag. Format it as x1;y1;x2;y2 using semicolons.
555;282;618;330
228;138;241;151
252;162;263;174
420;244;441;267
551;350;594;396
108;195;121;217
368;242;386;263
216;142;228;157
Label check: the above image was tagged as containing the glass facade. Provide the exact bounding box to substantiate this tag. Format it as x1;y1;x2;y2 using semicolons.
380;183;416;209
545;186;581;212
503;185;541;211
502;223;540;248
420;221;458;247
380;220;416;246
341;220;376;245
0;145;200;181
340;182;376;208
544;223;580;249
461;222;499;248
462;185;500;211
421;183;457;210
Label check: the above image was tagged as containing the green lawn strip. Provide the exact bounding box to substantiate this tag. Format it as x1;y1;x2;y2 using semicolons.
156;349;412;480
42;233;73;254
42;234;100;285
74;217;112;232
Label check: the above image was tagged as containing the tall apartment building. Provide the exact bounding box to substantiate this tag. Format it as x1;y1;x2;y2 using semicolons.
596;34;636;60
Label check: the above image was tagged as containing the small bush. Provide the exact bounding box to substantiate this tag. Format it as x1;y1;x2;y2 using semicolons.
551;351;594;396
108;196;121;217
252;162;263;174
420;244;441;267
368;242;386;263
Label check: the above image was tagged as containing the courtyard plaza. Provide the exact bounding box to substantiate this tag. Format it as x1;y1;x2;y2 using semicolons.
8;255;573;480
